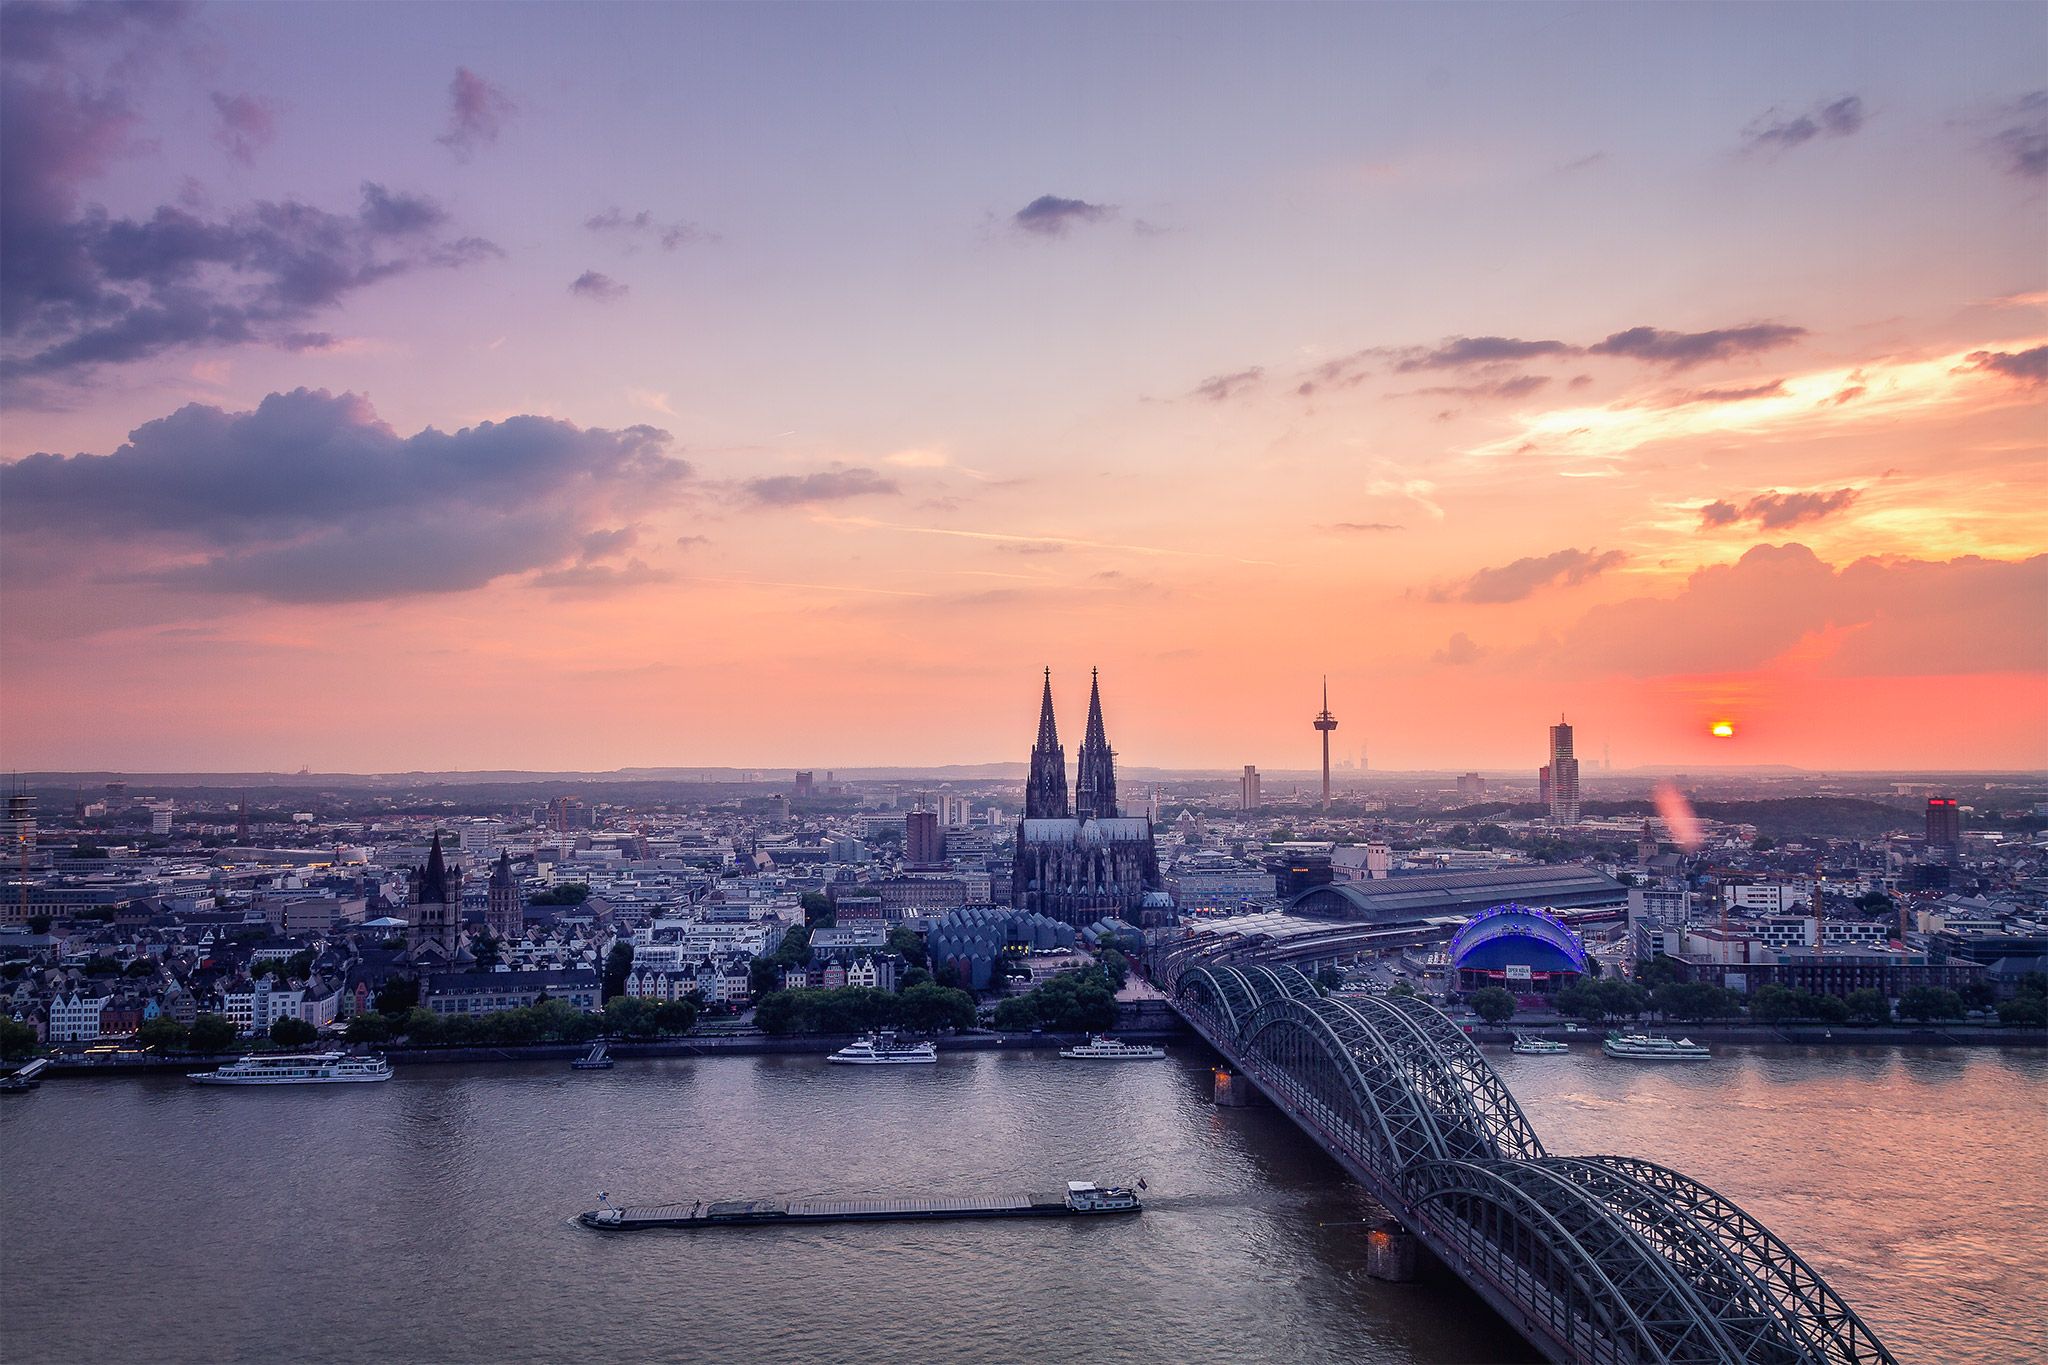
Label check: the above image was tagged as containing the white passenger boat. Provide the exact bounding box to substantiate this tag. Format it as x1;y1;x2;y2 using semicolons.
188;1051;393;1085
827;1033;937;1065
1510;1034;1570;1055
1059;1035;1166;1060
1601;1033;1711;1061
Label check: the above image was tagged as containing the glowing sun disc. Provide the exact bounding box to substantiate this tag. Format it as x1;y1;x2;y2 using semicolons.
1710;721;1735;738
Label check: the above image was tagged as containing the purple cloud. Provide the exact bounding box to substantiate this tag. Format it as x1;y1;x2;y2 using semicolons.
210;91;280;165
0;388;685;602
0;15;495;392
1412;373;1550;401
1698;488;1860;531
1654;379;1787;408
0;0;192;66
438;67;515;159
1432;632;1485;665
1190;367;1263;402
530;559;671;592
1012;194;1114;237
1394;336;1574;372
1743;95;1866;151
1988;91;2048;179
1435;547;1626;604
1588;324;1805;370
569;270;627;301
1964;344;2048;387
743;468;899;505
586;206;704;251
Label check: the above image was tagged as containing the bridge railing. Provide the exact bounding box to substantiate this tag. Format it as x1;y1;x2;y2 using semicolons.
1158;939;1896;1365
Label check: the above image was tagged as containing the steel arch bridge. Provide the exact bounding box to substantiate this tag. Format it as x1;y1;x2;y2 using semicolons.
1164;952;1895;1365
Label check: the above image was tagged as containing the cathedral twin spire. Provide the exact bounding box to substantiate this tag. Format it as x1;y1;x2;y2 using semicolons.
1026;668;1119;821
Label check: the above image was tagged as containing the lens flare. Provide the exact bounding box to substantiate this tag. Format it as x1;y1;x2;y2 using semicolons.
1711;721;1735;738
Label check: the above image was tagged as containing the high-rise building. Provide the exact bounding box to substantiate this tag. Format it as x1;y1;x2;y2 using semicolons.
1547;718;1581;824
794;771;816;798
3;794;35;867
906;810;944;866
1241;765;1261;810
1925;798;1961;850
1312;678;1339;812
1539;765;1553;808
1456;773;1486;802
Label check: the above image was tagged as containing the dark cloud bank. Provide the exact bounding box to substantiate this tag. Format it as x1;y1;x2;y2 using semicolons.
0;388;685;602
0;3;498;394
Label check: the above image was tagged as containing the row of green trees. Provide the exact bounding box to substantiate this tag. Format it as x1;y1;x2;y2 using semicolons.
990;965;1120;1034
1494;972;2048;1028
752;982;976;1036
342;994;700;1047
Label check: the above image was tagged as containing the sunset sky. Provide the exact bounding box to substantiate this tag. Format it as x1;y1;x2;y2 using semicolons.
2;1;2044;774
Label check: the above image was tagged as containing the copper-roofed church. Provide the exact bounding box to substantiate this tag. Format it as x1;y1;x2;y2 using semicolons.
1011;669;1164;927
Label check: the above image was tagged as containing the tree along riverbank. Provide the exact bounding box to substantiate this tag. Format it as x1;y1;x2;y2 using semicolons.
20;1023;1197;1076
1464;1019;2047;1047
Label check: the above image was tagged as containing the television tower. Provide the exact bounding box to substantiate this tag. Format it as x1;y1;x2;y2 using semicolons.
1313;677;1339;812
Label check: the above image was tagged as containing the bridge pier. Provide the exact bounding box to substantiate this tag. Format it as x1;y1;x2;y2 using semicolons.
1210;1065;1263;1107
1364;1218;1418;1282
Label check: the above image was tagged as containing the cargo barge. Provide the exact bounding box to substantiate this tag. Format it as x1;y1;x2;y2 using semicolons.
580;1180;1141;1231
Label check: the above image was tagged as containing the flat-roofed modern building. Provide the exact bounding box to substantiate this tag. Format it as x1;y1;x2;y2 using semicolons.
1287;865;1625;923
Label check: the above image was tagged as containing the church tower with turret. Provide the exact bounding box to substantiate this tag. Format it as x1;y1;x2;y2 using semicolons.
486;849;521;940
406;831;462;963
1012;669;1160;927
1024;668;1069;819
1074;668;1118;820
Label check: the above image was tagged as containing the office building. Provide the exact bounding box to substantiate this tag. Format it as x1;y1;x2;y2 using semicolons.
905;810;944;866
1241;765;1261;810
1546;718;1580;824
1925;798;1960;850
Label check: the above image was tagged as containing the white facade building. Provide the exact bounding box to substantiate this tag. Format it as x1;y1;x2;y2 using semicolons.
49;992;111;1042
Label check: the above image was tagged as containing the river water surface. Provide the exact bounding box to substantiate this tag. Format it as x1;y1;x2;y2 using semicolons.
2;1043;2041;1364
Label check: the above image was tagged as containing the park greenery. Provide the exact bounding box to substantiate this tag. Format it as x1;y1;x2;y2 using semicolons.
752;982;976;1036
601;941;635;1001
990;965;1120;1034
269;1017;317;1047
1468;986;1517;1025
528;882;592;906
0;1017;38;1060
749;921;813;996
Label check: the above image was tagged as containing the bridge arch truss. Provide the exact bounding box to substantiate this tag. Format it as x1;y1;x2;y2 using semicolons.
1166;954;1894;1365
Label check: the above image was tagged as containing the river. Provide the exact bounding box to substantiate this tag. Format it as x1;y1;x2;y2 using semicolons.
2;1042;2041;1364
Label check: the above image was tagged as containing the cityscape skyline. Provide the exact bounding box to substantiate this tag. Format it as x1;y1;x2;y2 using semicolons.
2;2;2044;774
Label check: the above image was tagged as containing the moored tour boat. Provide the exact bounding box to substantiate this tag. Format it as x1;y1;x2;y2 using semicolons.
1511;1034;1570;1055
828;1033;937;1065
1601;1033;1711;1061
572;1039;614;1070
188;1051;393;1085
1059;1035;1166;1060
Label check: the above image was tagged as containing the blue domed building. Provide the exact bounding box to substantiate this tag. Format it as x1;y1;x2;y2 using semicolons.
1449;904;1588;995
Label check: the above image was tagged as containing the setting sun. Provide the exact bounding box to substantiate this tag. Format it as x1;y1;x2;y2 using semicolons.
1711;721;1736;739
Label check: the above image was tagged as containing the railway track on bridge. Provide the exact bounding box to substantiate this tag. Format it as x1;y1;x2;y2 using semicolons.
1162;951;1896;1365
